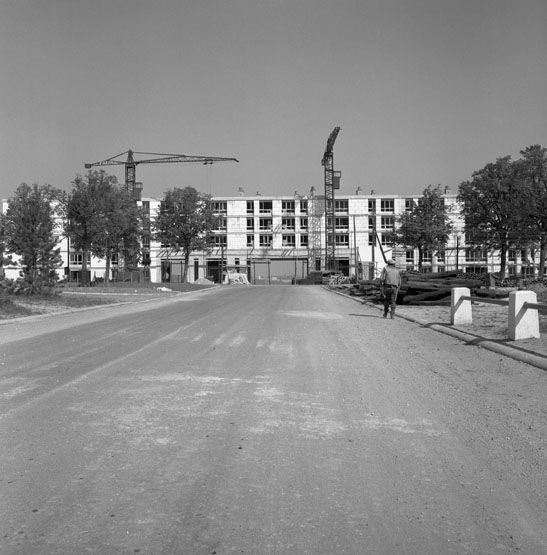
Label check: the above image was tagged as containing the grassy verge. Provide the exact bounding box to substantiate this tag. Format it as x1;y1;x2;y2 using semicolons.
0;283;214;320
0;297;34;318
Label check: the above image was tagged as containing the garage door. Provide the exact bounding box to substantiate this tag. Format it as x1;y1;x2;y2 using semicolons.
251;258;308;285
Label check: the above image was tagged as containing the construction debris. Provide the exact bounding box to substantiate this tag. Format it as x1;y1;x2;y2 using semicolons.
224;271;250;285
195;277;214;285
340;271;487;305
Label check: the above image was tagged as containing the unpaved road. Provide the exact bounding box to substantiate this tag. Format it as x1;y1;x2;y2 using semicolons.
0;286;545;554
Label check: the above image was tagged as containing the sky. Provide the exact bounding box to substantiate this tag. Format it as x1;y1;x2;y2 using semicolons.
1;0;546;201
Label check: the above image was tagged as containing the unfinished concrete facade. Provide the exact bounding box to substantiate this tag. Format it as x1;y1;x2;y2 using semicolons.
1;189;545;284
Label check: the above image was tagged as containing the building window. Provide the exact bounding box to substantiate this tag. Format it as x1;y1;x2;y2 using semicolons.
335;217;349;230
368;216;375;231
380;216;394;230
247;234;254;247
368;199;376;212
508;249;517;262
110;253;119;265
69;252;90;264
368;234;374;246
380;199;394;212
246;201;254;214
436;250;445;263
335;234;349;247
299;217;308;230
213;234;227;247
213;201;227;214
259;218;272;231
246;218;254;231
259;234;272;247
406;250;414;263
300;234;308;247
422;250;433;262
380;234;393;247
300;200;308;214
466;265;487;274
334;199;348;213
142;235;151;249
465;248;487;262
282;235;296;247
282;200;295;214
405;198;414;211
259;200;273;214
282;217;295;231
215;216;227;230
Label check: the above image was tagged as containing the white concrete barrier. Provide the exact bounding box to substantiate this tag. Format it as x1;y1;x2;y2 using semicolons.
508;291;540;341
450;287;472;325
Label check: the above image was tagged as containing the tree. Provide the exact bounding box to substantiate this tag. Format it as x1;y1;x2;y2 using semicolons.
152;187;218;283
388;185;453;270
0;183;62;294
515;145;547;277
64;171;115;285
64;170;142;285
91;185;142;286
458;156;524;279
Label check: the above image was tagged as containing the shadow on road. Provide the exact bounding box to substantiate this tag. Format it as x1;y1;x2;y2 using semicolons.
348;313;384;319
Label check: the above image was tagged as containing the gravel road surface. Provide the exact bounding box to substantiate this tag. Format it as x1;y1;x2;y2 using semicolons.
1;286;545;554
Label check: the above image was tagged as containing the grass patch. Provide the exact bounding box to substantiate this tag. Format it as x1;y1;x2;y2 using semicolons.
0;296;34;319
0;282;215;319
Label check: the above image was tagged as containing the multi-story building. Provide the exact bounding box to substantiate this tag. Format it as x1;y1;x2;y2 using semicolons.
1;188;544;284
142;187;539;284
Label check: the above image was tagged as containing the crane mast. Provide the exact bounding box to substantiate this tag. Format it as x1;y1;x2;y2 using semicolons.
85;149;239;199
321;127;341;271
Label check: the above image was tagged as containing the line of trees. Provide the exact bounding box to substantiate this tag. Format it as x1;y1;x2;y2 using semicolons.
390;144;547;278
0;170;217;293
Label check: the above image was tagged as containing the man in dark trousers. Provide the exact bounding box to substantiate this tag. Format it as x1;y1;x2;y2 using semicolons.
380;259;401;319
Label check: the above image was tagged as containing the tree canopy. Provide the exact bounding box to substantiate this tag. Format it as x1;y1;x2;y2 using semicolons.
64;170;141;285
458;155;529;278
0;183;62;294
152;186;217;283
388;185;453;270
515;145;547;276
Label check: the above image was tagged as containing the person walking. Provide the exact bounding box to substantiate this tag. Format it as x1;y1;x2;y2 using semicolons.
380;259;401;319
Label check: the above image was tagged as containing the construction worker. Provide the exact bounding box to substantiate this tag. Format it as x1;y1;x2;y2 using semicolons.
380;259;401;319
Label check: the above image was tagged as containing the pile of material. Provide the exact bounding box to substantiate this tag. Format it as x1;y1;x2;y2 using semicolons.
224;271;250;285
346;270;485;305
195;277;214;285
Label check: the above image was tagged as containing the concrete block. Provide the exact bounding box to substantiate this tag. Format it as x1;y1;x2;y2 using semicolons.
508;291;540;340
451;287;472;325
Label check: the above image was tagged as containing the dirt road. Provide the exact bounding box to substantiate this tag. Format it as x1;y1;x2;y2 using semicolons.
1;286;545;554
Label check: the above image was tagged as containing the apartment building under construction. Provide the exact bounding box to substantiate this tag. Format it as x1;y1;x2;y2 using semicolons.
2;188;542;285
139;187;536;285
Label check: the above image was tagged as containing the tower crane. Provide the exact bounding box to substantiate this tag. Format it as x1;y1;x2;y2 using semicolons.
321;127;341;271
84;149;239;198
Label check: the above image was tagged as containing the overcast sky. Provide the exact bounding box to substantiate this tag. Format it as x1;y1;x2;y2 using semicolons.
1;0;546;200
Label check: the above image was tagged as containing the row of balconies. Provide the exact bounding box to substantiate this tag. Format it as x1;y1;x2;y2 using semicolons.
212;200;415;218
